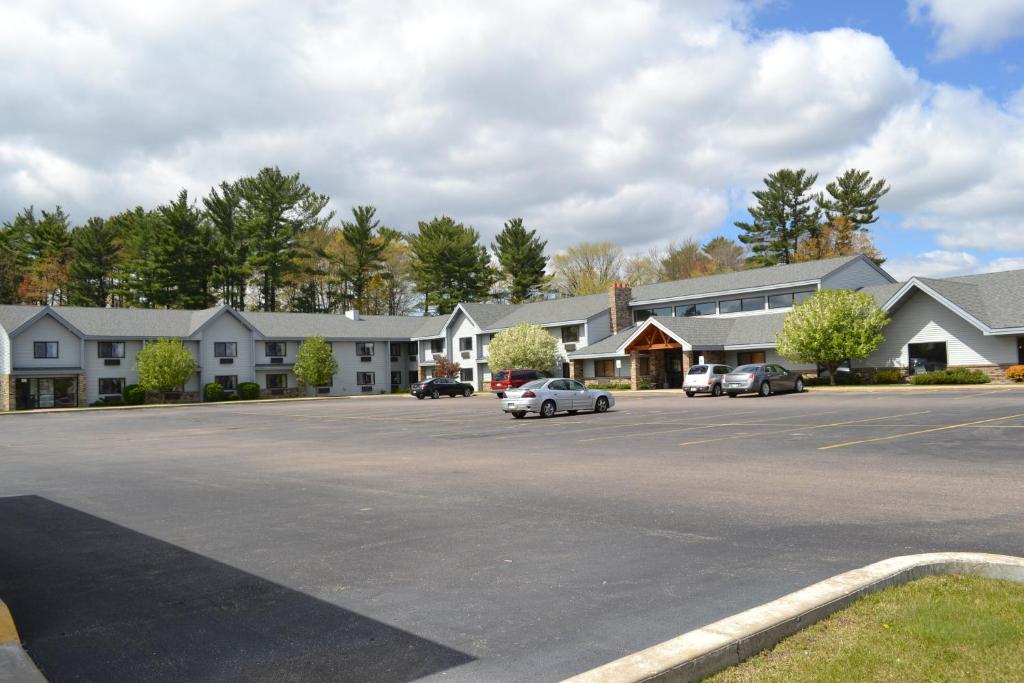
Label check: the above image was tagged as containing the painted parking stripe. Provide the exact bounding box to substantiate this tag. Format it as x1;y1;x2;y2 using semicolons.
817;412;1024;450
677;410;932;447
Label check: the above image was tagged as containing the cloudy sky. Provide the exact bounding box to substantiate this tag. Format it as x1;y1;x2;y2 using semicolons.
2;0;1023;280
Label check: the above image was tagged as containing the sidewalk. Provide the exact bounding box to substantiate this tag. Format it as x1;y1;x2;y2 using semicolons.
1;599;46;682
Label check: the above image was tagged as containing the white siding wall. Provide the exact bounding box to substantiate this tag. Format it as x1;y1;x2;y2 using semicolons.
586;311;612;344
84;340;145;404
334;340;390;394
864;291;1018;368
451;315;480;384
11;315;81;369
199;313;254;387
821;257;892;291
0;326;10;374
257;339;299;364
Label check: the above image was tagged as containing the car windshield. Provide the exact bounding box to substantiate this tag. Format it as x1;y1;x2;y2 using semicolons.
688;365;708;375
518;379;547;390
493;370;508;381
733;364;761;373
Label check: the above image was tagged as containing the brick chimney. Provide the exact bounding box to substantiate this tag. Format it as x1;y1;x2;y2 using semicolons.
608;282;632;334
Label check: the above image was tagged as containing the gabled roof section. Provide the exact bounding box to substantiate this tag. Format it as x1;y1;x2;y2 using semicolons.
629;255;864;304
241;310;445;340
459;302;518;331
486;292;610;330
187;305;257;337
0;305;47;336
881;267;1024;333
3;305;87;338
568;326;637;358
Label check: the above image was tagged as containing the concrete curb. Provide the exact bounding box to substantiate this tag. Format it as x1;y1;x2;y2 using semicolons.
562;552;1024;683
0;600;46;682
806;385;1024;393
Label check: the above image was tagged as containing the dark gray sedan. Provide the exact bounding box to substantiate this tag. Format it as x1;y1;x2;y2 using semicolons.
723;363;804;397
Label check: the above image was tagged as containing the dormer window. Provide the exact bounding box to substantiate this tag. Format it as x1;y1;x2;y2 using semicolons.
33;341;58;359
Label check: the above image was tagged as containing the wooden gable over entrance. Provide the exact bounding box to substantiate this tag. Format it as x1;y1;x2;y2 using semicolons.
624;324;682;352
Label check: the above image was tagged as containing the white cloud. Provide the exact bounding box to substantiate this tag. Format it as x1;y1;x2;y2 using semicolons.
884;250;1024;281
909;0;1024;59
0;0;1022;261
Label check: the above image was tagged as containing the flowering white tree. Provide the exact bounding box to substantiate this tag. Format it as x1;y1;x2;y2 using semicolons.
487;323;558;372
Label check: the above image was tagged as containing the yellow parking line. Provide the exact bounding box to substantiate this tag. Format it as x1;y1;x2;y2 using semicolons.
678;410;932;447
818;412;1024;450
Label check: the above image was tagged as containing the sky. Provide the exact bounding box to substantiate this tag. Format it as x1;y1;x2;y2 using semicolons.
1;0;1023;281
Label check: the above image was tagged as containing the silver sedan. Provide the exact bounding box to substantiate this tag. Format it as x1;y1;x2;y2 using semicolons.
723;363;805;397
501;378;615;419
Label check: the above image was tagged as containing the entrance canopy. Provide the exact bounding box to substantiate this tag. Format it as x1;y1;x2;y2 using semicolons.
623;323;682;353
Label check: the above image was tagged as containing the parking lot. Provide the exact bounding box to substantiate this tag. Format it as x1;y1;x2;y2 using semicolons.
2;387;1024;681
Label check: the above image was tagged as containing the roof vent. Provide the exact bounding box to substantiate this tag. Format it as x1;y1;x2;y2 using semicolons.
345;309;360;321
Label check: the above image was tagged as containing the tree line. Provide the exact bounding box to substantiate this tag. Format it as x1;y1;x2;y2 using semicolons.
0;166;888;315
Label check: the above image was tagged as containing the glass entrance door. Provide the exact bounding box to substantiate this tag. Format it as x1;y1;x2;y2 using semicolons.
16;377;79;409
1018;337;1023;364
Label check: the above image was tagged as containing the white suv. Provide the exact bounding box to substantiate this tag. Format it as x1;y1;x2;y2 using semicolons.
684;364;732;398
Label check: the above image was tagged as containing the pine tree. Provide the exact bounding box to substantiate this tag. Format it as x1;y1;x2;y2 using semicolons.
110;207;171;307
409;216;494;314
16;206;73;304
237;167;332;312
735;169;819;266
491;218;547;303
340;206;388;311
157;189;216;308
0;210;31;304
204;181;250;309
67;217;122;306
818;168;890;230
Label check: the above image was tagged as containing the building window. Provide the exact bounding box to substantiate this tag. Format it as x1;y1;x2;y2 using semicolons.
98;378;125;396
737;351;767;365
266;342;286;357
794;289;815;305
767;293;793;309
390;342;402;356
214;375;238;391
460;368;474;382
33;341;59;359
633;307;671;323
430;338;444;353
409;371;418;384
214;342;237;358
266;374;287;389
908;341;948;374
356;342;374;356
357;372;375;386
675;302;716;317
391;371;402;387
561;326;580;343
97;342;125;358
595;359;616;377
459;337;473;351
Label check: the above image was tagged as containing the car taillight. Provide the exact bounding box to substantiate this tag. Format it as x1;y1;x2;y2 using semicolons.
707;378;714;385
522;390;535;398
747;373;755;379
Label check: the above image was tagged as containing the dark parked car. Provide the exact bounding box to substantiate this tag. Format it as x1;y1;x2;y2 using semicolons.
490;369;552;398
723;363;804;397
411;377;475;399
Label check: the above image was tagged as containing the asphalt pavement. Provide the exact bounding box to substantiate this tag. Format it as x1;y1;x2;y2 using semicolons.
1;387;1023;681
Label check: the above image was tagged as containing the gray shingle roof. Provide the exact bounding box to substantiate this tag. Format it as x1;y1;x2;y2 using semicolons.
241;311;446;339
0;305;46;333
860;282;904;307
629;255;863;303
916;268;1024;329
568;326;637;357
486;292;610;330
459;303;518;331
1;305;205;337
569;313;788;357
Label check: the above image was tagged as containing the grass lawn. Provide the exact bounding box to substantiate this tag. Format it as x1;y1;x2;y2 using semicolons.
706;575;1024;682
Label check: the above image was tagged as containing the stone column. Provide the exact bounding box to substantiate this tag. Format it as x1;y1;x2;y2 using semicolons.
681;350;693;374
0;375;10;412
629;351;639;390
569;359;584;381
77;373;87;408
418;365;430;381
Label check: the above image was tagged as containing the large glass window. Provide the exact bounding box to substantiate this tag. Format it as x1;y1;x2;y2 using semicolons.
459;337;473;351
33;341;59;359
430;339;444;353
97;342;125;358
266;374;287;389
595;359;616;377
214;375;238;391
741;297;764;311
99;378;125;395
676;301;716;317
718;299;741;314
561;326;580;343
737;351;767;365
767;293;793;309
214;342;237;358
356;342;374;356
633;306;672;323
357;372;375;386
908;341;948;374
265;342;286;357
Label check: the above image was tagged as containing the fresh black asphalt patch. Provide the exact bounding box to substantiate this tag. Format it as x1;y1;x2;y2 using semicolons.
1;389;1023;680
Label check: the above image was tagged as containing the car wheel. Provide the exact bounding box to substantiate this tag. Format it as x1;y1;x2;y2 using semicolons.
711;384;722;397
540;400;556;418
758;381;771;397
685;391;695;398
727;392;737;398
416;394;425;400
430;389;440;399
595;396;609;413
463;387;473;397
794;377;804;393
512;411;526;419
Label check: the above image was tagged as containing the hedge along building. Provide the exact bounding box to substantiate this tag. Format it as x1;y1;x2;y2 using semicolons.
3;255;1024;410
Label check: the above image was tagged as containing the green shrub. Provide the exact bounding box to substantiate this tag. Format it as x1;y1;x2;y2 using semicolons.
237;382;260;400
122;384;146;405
587;381;631;391
909;368;990;385
204;382;226;402
873;368;903;384
805;373;863;387
1006;365;1024;383
637;378;652;390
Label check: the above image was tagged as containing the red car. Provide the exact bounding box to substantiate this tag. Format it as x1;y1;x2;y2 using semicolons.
491;369;552;398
